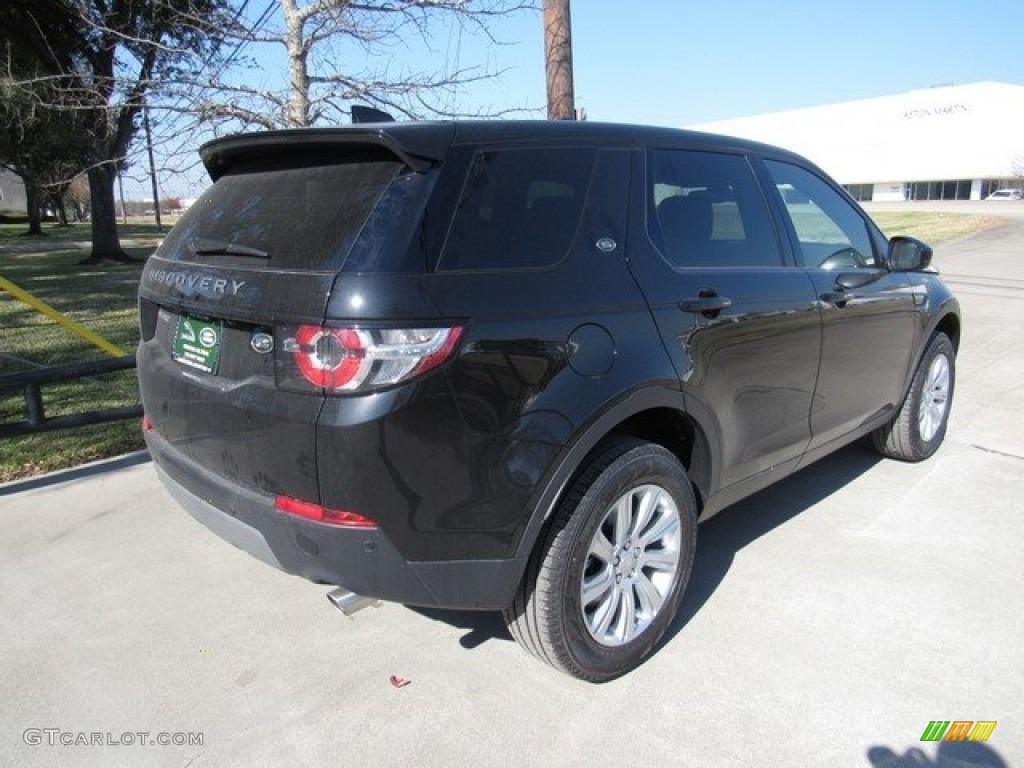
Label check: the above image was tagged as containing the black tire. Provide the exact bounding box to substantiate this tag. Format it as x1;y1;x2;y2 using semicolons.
872;333;955;462
503;436;698;682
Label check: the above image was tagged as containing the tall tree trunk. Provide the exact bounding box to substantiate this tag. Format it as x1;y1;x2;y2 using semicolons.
52;190;70;226
23;178;45;236
282;0;311;127
81;164;134;264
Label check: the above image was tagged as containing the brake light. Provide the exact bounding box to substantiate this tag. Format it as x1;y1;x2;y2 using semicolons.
142;414;153;432
292;326;369;389
274;495;378;529
282;325;463;393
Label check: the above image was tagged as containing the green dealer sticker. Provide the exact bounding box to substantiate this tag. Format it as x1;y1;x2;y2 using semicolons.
172;315;222;375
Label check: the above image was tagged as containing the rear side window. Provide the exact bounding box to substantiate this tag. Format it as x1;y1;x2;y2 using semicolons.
648;150;781;268
438;148;595;271
157;155;402;271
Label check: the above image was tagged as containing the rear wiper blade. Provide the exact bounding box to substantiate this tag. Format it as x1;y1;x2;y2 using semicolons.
192;239;269;259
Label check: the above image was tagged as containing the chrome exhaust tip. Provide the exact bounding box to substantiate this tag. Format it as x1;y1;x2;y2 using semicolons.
326;587;380;617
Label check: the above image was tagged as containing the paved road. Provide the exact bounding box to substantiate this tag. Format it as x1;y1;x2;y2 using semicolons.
3;216;1023;768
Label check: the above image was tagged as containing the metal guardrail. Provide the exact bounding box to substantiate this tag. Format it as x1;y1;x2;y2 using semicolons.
0;355;142;438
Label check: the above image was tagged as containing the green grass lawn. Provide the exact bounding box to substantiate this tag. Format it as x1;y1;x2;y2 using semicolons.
1;222;160;482
0;211;1007;483
0;219;171;246
870;211;1004;244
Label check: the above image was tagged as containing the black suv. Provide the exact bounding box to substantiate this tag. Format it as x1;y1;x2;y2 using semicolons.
138;121;960;681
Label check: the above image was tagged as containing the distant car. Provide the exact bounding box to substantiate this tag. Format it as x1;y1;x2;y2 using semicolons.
985;189;1023;200
138;120;961;682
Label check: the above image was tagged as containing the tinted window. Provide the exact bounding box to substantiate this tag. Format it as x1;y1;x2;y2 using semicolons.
439;148;595;271
157;155;402;271
648;150;781;268
765;160;877;269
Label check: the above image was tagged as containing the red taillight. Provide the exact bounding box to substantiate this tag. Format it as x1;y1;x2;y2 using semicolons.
142;414;153;432
273;495;378;529
283;325;463;393
292;326;369;389
412;326;464;377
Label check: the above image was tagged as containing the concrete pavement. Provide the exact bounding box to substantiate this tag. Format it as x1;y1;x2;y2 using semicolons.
2;215;1022;767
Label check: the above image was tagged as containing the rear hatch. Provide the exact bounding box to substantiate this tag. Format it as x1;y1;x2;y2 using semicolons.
138;127;451;501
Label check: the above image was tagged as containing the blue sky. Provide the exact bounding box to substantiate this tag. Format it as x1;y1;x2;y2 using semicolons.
145;0;1024;197
467;0;1024;126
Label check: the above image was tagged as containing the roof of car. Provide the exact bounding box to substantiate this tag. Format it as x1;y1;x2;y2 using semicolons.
200;120;808;180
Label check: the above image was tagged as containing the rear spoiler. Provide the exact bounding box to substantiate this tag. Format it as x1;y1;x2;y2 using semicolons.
199;123;456;179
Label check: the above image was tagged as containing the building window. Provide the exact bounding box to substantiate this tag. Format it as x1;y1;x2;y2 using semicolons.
843;183;873;202
907;179;972;201
981;179;1023;198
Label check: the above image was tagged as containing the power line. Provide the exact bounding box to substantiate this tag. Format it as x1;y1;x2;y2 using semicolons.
136;0;278;196
221;0;276;72
155;0;274;135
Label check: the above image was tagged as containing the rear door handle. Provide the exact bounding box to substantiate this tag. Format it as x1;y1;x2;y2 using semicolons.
680;295;732;314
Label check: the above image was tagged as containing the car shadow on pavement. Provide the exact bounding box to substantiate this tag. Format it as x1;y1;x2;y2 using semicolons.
406;605;513;649
663;438;883;646
411;439;885;653
866;741;1008;768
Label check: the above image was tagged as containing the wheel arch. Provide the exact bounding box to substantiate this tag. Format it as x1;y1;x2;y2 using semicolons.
899;304;961;405
513;386;717;564
933;310;961;353
611;408;712;505
897;301;958;411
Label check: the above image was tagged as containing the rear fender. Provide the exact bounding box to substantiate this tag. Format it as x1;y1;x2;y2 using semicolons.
513;384;719;562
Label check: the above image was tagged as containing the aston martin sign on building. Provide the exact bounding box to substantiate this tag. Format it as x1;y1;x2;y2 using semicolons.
689;81;1024;202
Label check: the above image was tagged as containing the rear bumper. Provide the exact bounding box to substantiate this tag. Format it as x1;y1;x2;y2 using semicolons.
146;429;524;609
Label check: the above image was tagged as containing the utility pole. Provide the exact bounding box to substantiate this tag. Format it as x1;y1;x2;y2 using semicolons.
117;170;127;225
143;104;163;233
543;0;575;120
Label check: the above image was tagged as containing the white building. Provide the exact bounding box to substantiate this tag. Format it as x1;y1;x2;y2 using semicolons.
0;168;28;214
688;81;1024;202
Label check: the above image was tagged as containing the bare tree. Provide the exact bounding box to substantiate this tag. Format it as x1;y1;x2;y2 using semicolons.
0;81;90;234
197;0;535;131
0;81;54;235
1;21;92;235
1009;155;1024;191
1;0;235;263
67;173;90;221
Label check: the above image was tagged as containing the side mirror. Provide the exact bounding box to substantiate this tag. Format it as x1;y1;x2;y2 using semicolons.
888;236;933;272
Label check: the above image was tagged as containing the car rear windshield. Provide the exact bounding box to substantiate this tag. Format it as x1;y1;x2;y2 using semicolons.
155;152;404;271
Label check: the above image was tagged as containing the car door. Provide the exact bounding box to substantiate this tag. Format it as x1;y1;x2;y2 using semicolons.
627;147;822;491
760;159;918;454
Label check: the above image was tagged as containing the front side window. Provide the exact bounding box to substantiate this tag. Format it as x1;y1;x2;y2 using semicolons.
764;160;878;270
648;149;782;269
439;148;595;271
